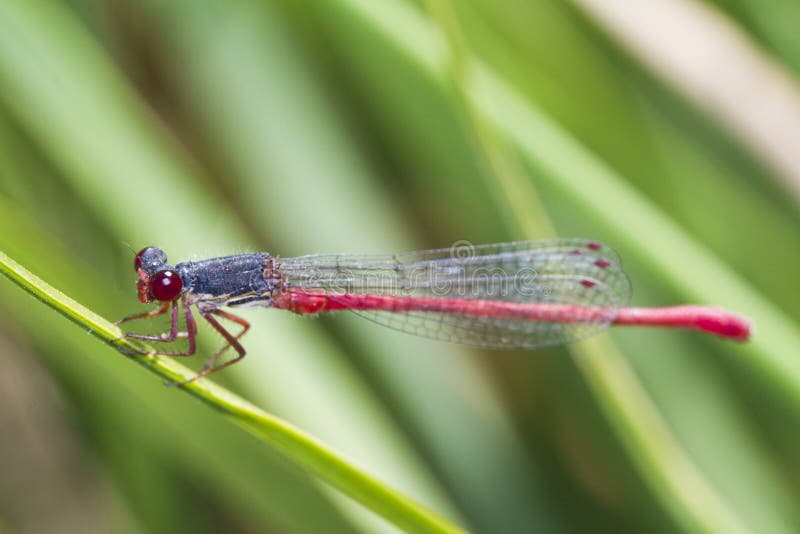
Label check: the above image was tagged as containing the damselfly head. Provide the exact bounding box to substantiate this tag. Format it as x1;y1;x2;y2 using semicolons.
134;247;183;303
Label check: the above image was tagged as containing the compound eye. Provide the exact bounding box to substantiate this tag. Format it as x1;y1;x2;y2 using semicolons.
149;270;183;301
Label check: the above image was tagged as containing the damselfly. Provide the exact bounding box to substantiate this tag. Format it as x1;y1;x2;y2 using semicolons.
116;239;750;384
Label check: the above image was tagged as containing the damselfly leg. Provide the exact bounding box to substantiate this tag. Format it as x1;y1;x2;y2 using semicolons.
167;308;251;387
115;295;252;385
115;298;197;356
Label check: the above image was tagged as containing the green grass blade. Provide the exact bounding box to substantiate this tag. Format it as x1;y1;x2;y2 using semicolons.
0;250;466;534
0;1;465;529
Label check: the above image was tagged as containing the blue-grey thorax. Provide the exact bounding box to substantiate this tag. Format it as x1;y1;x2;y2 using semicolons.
177;253;273;306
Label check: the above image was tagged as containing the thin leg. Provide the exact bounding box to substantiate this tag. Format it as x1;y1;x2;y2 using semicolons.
115;301;170;325
119;300;184;343
117;299;198;357
199;309;250;371
167;309;249;387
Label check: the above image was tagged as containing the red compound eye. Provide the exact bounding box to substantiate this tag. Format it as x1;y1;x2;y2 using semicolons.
149;270;183;301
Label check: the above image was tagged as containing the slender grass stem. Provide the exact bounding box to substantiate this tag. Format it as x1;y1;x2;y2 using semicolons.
0;250;465;534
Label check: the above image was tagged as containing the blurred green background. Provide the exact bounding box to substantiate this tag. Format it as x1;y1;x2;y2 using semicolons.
1;0;799;532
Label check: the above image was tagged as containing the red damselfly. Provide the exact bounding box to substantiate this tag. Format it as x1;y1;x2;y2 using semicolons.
116;239;751;385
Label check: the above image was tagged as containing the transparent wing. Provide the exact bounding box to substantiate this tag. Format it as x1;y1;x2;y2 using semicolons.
277;239;631;349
